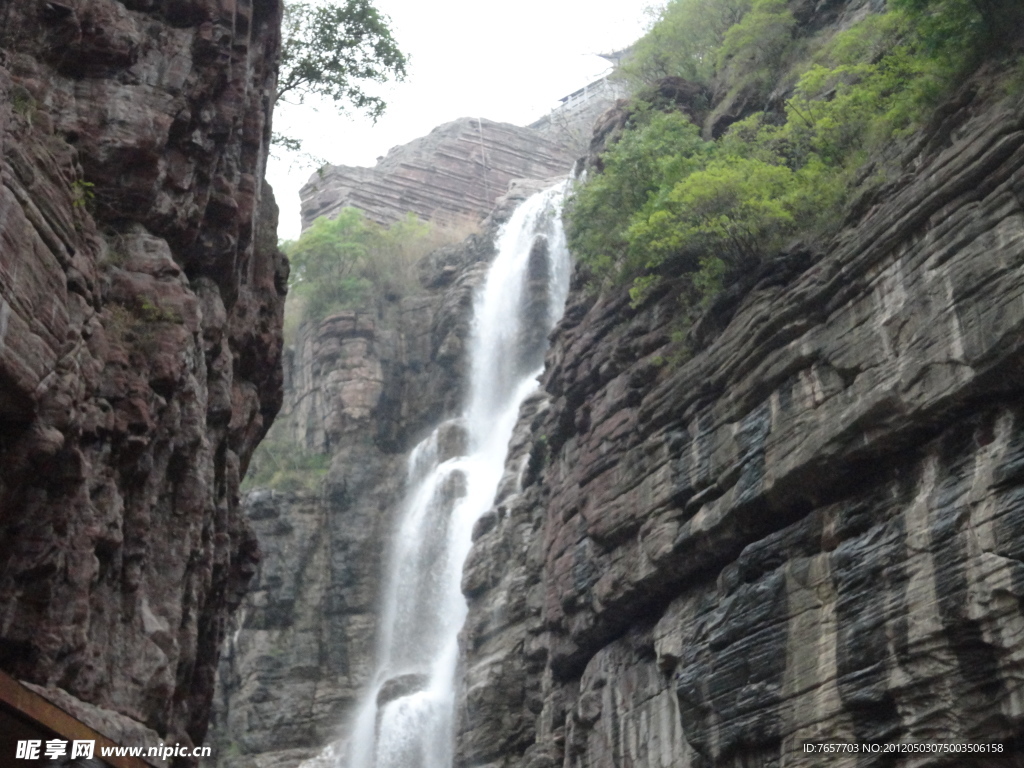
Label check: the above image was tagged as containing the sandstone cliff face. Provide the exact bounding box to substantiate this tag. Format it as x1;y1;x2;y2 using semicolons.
0;0;285;758
299;118;575;229
455;71;1024;768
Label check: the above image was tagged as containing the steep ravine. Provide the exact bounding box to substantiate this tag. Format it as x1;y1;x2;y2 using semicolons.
454;70;1024;768
0;0;286;760
203;5;1024;768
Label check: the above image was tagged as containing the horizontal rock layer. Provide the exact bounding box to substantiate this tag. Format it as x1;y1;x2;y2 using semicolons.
299;117;575;229
455;70;1024;768
0;0;286;759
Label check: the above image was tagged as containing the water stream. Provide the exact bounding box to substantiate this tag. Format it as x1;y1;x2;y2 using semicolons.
337;182;571;768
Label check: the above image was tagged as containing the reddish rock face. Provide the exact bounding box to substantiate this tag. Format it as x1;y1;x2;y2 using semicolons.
0;0;285;757
299;117;576;229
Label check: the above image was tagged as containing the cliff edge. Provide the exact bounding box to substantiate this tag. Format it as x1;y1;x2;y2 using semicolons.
299;118;575;229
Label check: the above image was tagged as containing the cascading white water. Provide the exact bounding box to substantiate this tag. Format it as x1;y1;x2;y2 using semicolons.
339;182;572;768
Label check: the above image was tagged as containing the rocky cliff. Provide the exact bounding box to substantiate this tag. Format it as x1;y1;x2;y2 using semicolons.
209;3;1024;767
454;56;1024;768
299;118;575;229
0;0;286;760
208;183;568;767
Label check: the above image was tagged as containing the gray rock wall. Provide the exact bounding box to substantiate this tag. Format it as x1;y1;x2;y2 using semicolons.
455;71;1024;768
299;118;575;229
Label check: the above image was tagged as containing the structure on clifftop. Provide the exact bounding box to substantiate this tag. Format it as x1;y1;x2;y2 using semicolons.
529;49;630;150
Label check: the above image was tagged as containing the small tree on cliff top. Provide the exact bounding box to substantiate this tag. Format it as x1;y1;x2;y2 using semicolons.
273;0;407;152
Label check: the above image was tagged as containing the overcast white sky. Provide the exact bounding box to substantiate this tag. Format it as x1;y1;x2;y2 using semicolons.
267;0;661;240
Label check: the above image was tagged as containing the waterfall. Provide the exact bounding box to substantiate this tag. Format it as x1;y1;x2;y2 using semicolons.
326;182;571;768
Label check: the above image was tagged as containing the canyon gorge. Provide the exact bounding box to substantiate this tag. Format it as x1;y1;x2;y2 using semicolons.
4;0;1024;767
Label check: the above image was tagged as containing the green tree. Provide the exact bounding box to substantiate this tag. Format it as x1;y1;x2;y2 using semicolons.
715;0;796;100
274;0;407;151
278;0;407;115
287;207;375;317
617;0;751;87
565;109;709;278
891;0;1024;56
285;208;475;325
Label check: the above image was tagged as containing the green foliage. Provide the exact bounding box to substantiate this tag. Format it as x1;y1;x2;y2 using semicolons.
242;432;331;492
789;10;966;150
1006;56;1024;96
568;0;1015;314
104;295;183;356
71;179;95;208
890;0;996;58
716;0;797;99
223;743;242;759
274;0;407;152
566;110;709;279
279;0;406;114
617;0;751;87
629;159;796;270
10;85;35;118
624;153;843;305
288;207;375;319
287;207;474;326
137;297;182;324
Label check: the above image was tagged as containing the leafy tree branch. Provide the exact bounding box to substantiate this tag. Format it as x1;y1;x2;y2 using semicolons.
274;0;408;152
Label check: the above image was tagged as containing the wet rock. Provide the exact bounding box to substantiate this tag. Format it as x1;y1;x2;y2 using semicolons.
376;673;430;708
437;418;470;463
518;235;553;377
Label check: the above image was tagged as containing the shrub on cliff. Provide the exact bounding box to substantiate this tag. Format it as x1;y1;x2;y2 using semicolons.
567;0;1017;310
892;0;1024;58
243;444;332;492
616;0;751;87
286;207;474;327
286;208;376;320
566;110;709;281
714;0;797;102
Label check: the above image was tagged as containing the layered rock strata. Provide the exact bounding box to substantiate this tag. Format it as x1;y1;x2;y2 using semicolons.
0;0;286;760
455;69;1024;768
210;183;557;768
299;118;575;229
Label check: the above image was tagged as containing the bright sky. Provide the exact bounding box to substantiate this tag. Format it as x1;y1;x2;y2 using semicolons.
267;0;661;240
